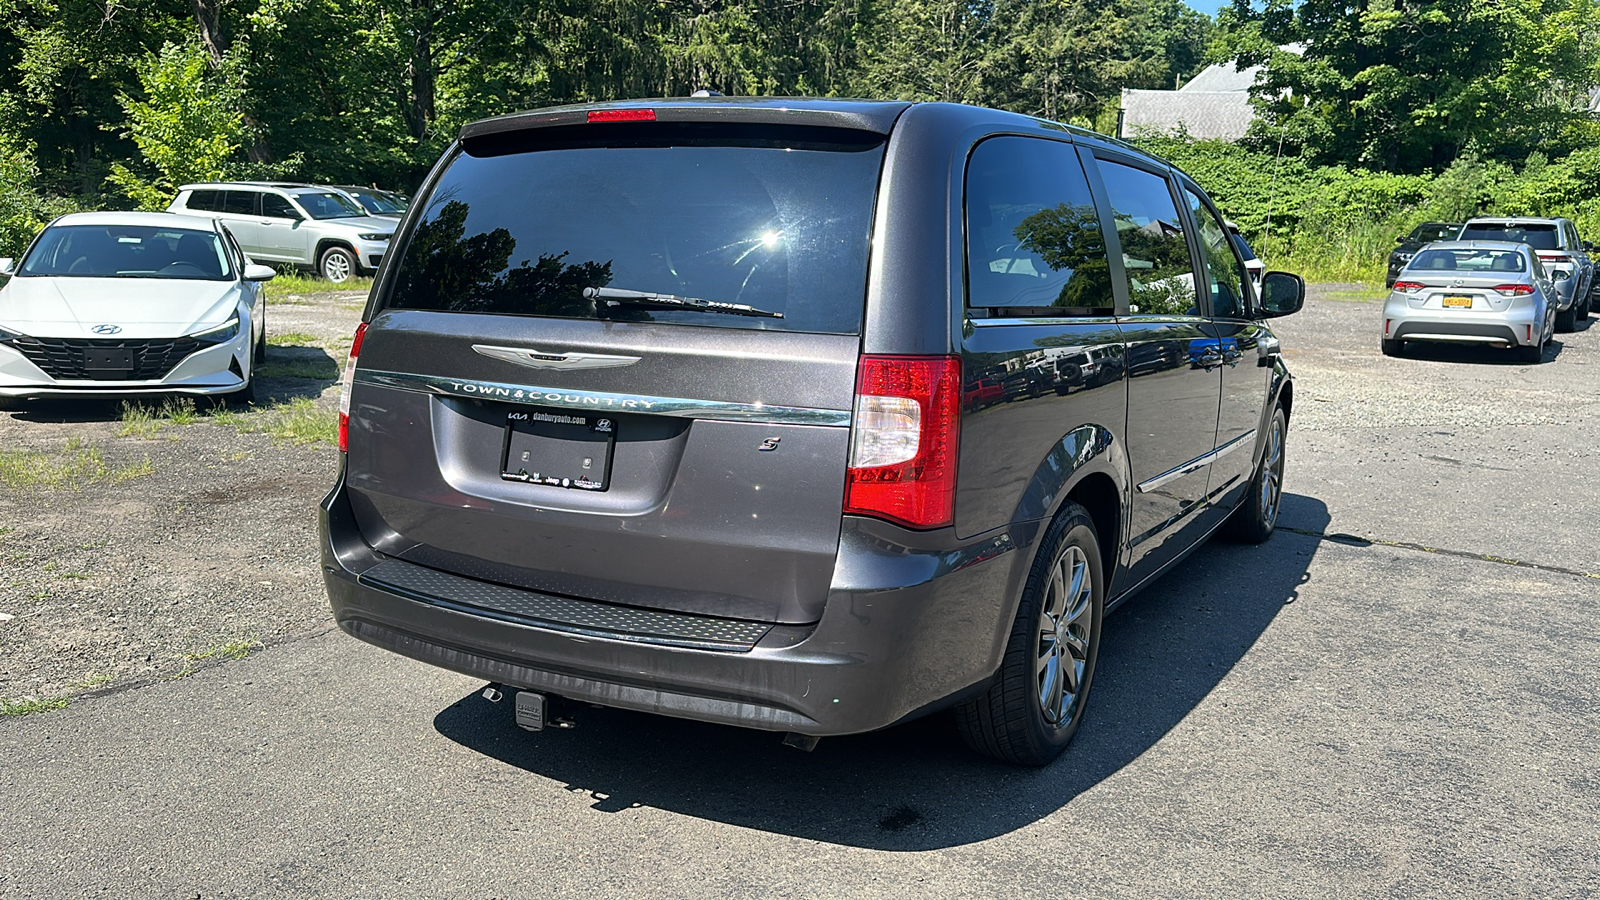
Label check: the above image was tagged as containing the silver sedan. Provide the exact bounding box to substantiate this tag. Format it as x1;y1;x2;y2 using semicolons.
1381;240;1557;364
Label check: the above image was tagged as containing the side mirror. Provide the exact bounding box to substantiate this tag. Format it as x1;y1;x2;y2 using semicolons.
1395;236;1406;244
1584;241;1594;252
0;258;13;275
244;264;278;282
1258;271;1305;318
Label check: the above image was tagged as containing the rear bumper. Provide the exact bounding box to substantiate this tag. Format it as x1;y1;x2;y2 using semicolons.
320;472;1025;736
1383;302;1543;347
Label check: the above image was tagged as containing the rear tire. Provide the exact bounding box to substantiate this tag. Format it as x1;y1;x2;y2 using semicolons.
1516;340;1543;364
955;502;1103;767
1224;406;1287;544
318;245;357;284
1380;338;1404;357
1555;302;1577;333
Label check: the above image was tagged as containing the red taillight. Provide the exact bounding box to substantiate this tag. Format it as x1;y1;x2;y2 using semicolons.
844;355;961;530
1392;281;1425;293
1493;284;1534;296
588;109;656;123
1536;253;1569;264
337;322;367;452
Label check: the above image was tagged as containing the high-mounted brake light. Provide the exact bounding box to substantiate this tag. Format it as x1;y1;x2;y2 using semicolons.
844;355;962;530
588;109;656;123
1392;281;1425;294
337;322;367;452
1493;284;1534;296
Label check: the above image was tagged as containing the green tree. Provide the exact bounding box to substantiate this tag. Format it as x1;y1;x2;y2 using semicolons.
1221;0;1600;172
105;41;243;210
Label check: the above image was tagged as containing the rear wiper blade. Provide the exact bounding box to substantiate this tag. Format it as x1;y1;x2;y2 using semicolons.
583;286;783;319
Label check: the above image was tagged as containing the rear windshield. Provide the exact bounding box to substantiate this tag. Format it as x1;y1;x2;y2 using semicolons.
1459;223;1559;250
1406;247;1526;274
381;124;887;334
18;224;233;280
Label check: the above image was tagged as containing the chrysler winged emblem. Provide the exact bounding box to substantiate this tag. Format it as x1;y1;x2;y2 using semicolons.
472;345;641;371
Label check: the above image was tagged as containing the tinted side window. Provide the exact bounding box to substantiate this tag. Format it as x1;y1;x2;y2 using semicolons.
221;191;258;215
964;137;1112;311
261;194;298;219
186;190;221;212
1184;188;1249;319
1097;159;1196;316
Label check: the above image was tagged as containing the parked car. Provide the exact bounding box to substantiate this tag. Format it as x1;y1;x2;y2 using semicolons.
325;185;409;220
320;98;1304;766
0;211;272;407
1387;222;1462;287
1381;241;1556;363
1458;217;1592;331
168;182;396;283
1225;221;1264;290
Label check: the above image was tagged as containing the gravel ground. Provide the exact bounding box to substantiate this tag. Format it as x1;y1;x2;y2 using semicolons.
0;289;365;704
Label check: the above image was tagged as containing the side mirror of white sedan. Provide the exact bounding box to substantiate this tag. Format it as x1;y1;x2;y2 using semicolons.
243;264;277;282
0;258;14;275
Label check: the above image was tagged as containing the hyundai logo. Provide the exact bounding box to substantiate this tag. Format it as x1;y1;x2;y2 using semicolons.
92;324;122;335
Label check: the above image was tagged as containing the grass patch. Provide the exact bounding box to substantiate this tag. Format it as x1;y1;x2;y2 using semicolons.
256;358;339;380
0;440;155;489
267;332;321;346
117;397;200;437
1;697;69;717
264;272;372;303
72;672;115;690
173;637;262;679
213;396;338;445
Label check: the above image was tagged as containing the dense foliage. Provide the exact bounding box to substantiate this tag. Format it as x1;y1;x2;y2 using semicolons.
0;0;1597;282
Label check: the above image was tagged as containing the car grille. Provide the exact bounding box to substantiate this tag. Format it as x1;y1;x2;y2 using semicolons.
10;336;204;381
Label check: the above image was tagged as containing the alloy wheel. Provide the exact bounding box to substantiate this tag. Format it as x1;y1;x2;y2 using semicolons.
322;251;352;283
1036;543;1094;726
1260;414;1285;529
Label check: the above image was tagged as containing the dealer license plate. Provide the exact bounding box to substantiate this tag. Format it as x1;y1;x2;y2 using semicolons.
1441;295;1473;308
500;409;615;491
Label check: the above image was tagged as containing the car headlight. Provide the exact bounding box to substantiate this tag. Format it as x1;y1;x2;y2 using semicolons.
192;316;241;344
357;233;391;242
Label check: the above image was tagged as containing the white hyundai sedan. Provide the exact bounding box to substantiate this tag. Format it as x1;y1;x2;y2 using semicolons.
0;211;274;407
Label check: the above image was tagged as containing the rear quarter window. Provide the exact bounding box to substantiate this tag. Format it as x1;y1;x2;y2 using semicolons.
963;136;1113;313
382;124;887;335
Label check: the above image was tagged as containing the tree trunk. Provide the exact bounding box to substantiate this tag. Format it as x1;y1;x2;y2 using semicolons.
191;0;227;67
406;0;437;141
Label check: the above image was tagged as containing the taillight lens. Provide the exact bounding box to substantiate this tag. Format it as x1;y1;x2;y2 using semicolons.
337;322;367;452
1493;284;1534;296
1392;281;1425;293
844;355;961;529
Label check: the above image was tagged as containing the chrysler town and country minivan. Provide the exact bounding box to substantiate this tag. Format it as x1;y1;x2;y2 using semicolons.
320;99;1304;766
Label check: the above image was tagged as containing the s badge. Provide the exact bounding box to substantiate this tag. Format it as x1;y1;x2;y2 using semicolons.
758;437;782;451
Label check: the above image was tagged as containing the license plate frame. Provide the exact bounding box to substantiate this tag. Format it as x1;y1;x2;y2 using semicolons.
500;409;616;491
1441;295;1473;308
83;347;135;372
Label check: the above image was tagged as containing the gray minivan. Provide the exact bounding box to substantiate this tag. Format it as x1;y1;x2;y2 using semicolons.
321;99;1304;765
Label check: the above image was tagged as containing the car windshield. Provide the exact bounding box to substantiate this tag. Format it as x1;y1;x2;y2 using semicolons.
382;124;887;334
351;190;407;215
295;191;365;220
1405;247;1525;274
1230;233;1258;261
17;224;233;280
1414;224;1459;242
1459;223;1559;250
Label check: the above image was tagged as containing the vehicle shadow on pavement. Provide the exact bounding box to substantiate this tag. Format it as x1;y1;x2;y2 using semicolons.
1398;339;1566;365
433;494;1331;851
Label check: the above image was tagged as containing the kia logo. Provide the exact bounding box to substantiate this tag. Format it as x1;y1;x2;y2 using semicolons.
92;324;122;335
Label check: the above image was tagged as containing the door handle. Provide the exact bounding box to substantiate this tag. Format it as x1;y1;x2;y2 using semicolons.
1257;334;1281;367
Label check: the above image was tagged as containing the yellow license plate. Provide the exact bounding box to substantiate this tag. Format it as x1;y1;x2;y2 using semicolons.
1442;295;1473;308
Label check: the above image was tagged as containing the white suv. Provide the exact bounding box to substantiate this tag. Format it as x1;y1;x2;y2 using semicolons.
168;182;396;282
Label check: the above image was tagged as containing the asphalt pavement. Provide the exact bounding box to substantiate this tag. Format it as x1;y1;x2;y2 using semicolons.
2;290;1597;898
